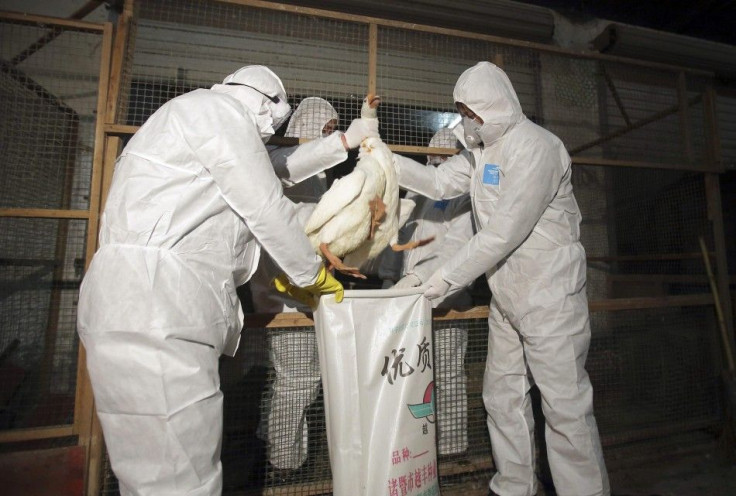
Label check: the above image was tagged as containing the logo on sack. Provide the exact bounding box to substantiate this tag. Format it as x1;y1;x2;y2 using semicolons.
407;381;435;423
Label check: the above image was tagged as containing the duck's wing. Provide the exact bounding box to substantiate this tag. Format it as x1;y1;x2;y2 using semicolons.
304;168;367;234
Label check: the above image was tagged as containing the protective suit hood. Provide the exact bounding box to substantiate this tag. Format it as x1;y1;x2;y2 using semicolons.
453;61;525;146
427;127;460;165
285;97;338;139
212;65;291;142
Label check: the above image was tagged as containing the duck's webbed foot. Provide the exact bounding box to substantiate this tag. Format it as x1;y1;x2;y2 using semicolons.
319;242;367;279
391;236;436;252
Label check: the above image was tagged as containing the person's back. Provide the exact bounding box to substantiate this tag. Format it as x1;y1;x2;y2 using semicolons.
76;66;343;496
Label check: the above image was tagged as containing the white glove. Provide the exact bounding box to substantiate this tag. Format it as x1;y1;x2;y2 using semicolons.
423;270;450;301
342;117;379;149
394;273;422;289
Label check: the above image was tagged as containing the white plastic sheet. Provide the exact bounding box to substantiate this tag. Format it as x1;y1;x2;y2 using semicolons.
315;289;440;496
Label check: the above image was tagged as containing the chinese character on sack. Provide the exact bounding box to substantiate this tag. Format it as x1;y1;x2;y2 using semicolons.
381;348;415;385
388;478;398;496
392;450;401;465
398;475;408;496
416;337;431;372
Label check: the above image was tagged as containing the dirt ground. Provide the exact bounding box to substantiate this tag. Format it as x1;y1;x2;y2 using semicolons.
606;442;736;496
574;428;736;496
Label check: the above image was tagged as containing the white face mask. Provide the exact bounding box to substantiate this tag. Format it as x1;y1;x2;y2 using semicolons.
462;115;483;149
268;98;292;133
224;82;291;142
255;105;276;143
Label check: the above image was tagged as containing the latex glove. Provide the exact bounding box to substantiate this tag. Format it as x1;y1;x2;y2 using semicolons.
422;270;450;301
394;273;422;289
274;265;344;310
342;117;379;149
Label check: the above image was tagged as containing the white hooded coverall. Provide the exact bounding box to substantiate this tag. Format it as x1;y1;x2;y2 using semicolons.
394;62;609;495
250;97;347;470
77;66;322;496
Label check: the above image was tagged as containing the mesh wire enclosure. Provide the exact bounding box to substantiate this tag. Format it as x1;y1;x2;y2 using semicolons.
95;0;727;494
0;18;101;210
0;15;101;434
0;217;86;430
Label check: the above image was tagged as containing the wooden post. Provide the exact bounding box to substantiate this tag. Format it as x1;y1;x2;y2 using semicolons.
493;53;504;69
703;84;735;364
74;19;114;496
368;23;377;96
677;72;694;163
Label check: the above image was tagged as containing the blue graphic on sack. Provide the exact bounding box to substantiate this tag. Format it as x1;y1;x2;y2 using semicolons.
407;381;435;423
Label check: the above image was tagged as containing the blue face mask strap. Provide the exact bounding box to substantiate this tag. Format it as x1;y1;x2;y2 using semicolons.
224;82;280;104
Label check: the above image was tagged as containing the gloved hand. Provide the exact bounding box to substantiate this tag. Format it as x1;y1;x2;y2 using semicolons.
342;117;379;149
273;265;344;310
422;270;450;301
394;273;422;289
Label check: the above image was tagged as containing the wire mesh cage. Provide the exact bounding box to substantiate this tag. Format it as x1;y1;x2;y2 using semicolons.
89;0;729;494
0;15;103;434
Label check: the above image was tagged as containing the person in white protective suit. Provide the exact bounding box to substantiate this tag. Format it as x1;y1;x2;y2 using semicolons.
76;66;345;496
393;62;609;496
248;96;376;472
388;127;474;456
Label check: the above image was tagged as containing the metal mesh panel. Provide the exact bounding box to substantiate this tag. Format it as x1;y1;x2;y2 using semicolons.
0;16;100;435
575;166;712;304
119;0;369;128
0;19;101;210
0;218;86;429
589;305;722;444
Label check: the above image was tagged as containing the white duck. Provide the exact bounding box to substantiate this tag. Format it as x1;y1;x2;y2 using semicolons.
304;94;432;279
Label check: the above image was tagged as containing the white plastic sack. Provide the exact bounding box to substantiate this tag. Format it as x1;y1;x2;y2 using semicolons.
315;288;440;496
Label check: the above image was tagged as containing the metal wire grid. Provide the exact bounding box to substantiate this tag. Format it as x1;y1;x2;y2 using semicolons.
0;218;85;430
589;305;722;444
0;20;101;210
375;28;541;147
118;0;369;130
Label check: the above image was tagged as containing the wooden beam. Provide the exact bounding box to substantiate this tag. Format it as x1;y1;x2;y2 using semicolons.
0;10;105;31
571;156;715;172
608;273;736;284
213;1;713;77
244;293;715;329
76;21;113;496
104;3;134;125
368;23;377;95
588;293;713;312
0;425;73;443
103;123;139;136
600;62;631;126
587;252;712;262
677;72;694;163
0;208;90;219
8;1;105;66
